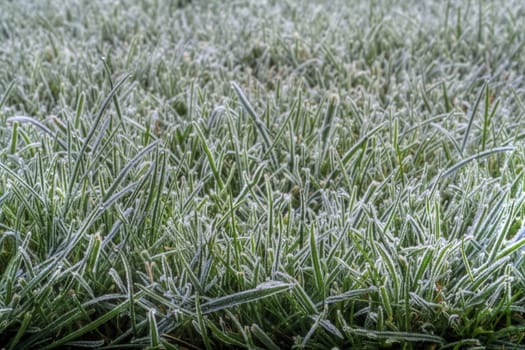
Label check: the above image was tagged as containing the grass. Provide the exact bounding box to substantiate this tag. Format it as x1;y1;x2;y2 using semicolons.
1;0;525;348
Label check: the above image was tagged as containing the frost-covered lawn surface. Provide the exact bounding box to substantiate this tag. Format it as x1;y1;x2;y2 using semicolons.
2;0;525;348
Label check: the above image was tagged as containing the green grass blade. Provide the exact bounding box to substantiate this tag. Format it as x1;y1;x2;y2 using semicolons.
200;281;292;314
102;140;159;203
460;81;486;155
7;116;67;150
193;122;225;191
441;146;514;178
65;73;131;212
148;309;160;348
250;323;281;350
195;294;213;350
310;225;325;298
6;312;32;350
0;80;15;109
41;299;132;350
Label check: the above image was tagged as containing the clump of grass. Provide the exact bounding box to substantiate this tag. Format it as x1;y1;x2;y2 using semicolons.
1;0;525;348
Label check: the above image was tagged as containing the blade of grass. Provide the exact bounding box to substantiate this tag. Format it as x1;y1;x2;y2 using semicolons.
0;80;15;109
64;73;131;213
460;81;487;155
40;298;134;350
441;146;514;178
148;309;160;348
195;294;213;350
102;57;126;129
200;281;292;314
7;312;32;350
193;122;225;191
102;140;159;203
7;116;67;150
318;94;339;174
250;323;281;350
310;225;325;299
231;81;277;166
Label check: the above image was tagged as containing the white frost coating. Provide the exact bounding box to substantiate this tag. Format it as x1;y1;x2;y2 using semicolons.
256;280;291;289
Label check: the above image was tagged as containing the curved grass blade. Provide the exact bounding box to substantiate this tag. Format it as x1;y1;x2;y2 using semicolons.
102;140;159;203
322;287;377;306
441;146;514;178
0;162;45;206
200;281;292;314
7;116;67;150
327;123;384;182
461;81;487;154
102;57;126;129
231;81;271;148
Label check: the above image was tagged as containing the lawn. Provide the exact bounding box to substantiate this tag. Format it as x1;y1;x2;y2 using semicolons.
1;0;525;348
